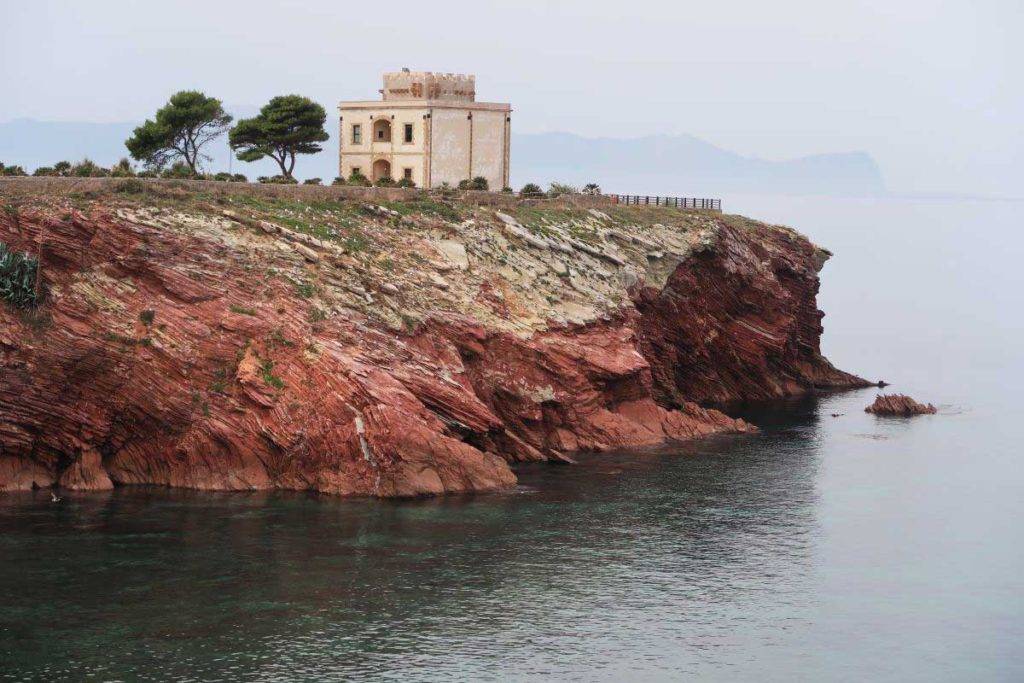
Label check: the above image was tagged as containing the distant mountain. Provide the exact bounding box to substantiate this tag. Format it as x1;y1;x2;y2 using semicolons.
511;132;886;196
0;119;885;196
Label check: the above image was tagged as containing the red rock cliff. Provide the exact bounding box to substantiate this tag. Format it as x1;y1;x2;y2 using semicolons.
635;216;867;405
0;182;865;495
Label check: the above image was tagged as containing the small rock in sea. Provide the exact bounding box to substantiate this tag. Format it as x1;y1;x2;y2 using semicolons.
865;394;937;416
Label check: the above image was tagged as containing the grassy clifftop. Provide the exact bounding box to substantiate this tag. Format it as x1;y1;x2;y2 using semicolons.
1;178;739;335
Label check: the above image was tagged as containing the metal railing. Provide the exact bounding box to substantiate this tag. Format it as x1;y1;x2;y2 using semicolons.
609;194;721;211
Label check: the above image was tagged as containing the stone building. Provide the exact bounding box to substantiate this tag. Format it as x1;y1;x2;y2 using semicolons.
338;70;511;189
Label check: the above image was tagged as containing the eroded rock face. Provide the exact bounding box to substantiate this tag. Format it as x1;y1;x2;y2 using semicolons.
865;394;937;416
634;217;870;405
0;190;862;496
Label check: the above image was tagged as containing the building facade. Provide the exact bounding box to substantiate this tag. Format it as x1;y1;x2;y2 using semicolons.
338;70;511;189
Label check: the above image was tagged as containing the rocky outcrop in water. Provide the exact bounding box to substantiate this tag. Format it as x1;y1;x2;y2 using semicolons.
865;394;937;416
0;180;866;496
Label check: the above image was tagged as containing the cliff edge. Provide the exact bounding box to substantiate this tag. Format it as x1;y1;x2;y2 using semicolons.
0;179;868;496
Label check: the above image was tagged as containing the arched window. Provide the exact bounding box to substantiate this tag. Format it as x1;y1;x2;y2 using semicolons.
373;119;392;142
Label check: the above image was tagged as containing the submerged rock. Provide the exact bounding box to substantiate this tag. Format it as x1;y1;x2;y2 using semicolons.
865;394;937;416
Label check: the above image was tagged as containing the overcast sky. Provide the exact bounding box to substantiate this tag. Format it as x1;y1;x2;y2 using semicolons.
2;0;1020;196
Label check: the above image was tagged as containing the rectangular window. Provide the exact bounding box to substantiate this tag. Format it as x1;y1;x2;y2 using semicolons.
403;168;413;180
351;124;362;145
404;123;414;143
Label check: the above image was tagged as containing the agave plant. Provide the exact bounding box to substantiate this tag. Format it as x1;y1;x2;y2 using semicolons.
0;242;41;309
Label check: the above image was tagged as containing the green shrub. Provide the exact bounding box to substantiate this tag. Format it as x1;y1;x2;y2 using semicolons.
396;177;415;188
332;176;347;186
520;183;543;197
582;182;601;195
231;173;247;183
161;162;194;179
229;304;256;315
259;359;285;389
0;243;42;309
303;177;322;185
374;176;396;187
548;182;578;196
258;175;298;184
501;186;513;193
213;172;234;182
139;309;156;325
53;161;72;177
32;167;55;177
457;179;472;190
470;176;488;190
137;169;159;178
0;164;28;177
110;158;136;177
72;159;109;177
348;171;371;186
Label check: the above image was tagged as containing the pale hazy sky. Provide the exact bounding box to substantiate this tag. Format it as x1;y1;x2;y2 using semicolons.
2;0;1020;196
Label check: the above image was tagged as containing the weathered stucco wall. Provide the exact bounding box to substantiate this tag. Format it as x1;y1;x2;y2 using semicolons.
429;109;472;188
428;108;507;189
470;109;507;190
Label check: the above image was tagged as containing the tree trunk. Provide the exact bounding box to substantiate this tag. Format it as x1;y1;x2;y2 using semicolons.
184;147;197;174
273;153;289;178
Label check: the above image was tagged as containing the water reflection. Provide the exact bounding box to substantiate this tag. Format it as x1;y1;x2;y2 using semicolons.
1;399;829;680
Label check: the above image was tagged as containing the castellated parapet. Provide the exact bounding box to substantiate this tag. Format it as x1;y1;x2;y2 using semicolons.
382;71;476;102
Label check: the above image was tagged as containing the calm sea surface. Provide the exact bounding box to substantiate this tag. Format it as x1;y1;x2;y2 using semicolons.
1;195;1022;681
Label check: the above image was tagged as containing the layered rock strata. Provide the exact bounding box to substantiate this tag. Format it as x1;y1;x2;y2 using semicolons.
865;394;937;416
0;183;866;495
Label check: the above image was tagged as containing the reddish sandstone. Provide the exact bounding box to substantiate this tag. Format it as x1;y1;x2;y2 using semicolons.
635;219;869;405
865;394;937;416
0;193;863;496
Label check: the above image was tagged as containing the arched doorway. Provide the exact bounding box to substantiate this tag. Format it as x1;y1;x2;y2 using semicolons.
372;159;392;182
372;119;392;142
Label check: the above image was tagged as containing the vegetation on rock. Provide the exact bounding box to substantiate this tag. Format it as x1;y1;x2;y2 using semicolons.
0;242;41;309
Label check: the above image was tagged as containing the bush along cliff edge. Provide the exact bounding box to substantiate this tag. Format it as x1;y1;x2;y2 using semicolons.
0;179;870;495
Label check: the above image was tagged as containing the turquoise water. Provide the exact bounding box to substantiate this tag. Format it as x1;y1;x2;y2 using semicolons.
1;196;1022;680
